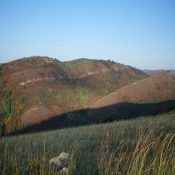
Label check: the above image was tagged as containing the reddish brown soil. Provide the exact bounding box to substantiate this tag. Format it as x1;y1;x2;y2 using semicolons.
93;73;175;109
0;57;148;134
21;105;64;127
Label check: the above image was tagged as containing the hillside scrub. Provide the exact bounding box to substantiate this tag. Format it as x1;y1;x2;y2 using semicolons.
0;57;149;134
0;112;175;175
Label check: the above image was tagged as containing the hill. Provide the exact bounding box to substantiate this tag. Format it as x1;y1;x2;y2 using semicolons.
89;73;175;121
0;56;148;135
143;69;175;76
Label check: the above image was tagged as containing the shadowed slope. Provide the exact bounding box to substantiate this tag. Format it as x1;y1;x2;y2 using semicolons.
10;100;175;135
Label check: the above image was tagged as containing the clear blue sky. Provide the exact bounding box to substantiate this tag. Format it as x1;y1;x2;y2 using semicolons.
0;0;175;69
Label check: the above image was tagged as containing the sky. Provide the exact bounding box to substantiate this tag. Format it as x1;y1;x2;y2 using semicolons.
0;0;175;69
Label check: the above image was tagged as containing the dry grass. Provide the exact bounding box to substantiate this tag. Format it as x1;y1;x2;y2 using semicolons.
93;73;175;108
0;112;175;175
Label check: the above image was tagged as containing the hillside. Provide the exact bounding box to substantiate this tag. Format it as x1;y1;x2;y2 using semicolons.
143;69;175;76
0;112;175;175
0;56;148;135
89;73;175;121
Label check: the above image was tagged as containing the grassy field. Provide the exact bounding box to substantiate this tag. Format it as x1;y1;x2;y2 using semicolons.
0;112;175;175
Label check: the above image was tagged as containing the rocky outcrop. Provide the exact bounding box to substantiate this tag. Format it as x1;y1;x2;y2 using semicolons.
49;152;69;174
19;77;57;86
18;70;110;86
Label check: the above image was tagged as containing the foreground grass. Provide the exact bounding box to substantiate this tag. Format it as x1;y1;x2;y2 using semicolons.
0;112;175;175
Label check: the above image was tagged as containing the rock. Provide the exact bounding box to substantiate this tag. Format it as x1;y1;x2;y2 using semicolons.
49;158;64;170
58;152;69;161
60;167;69;175
49;152;69;171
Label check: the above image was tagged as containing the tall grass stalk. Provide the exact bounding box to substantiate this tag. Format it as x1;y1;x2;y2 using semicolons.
0;113;175;175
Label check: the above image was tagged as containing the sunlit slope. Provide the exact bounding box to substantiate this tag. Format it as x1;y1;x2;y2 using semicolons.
93;73;175;108
88;73;175;121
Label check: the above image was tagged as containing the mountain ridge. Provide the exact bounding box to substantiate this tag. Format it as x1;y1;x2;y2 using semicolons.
0;56;148;135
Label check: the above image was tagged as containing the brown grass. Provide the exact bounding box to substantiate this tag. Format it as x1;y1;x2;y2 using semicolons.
93;73;175;108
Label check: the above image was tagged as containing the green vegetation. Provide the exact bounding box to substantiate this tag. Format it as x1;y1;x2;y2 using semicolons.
66;111;88;125
0;90;14;119
0;89;27;135
1;98;12;119
63;62;77;74
43;60;60;69
70;58;98;65
39;87;91;109
0;112;175;175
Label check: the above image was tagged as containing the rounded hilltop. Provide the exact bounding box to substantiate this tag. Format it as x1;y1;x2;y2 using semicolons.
0;56;148;135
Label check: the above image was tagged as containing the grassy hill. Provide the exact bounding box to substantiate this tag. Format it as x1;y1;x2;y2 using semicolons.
89;73;175;122
143;69;175;76
0;112;175;175
93;73;175;107
0;56;148;135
